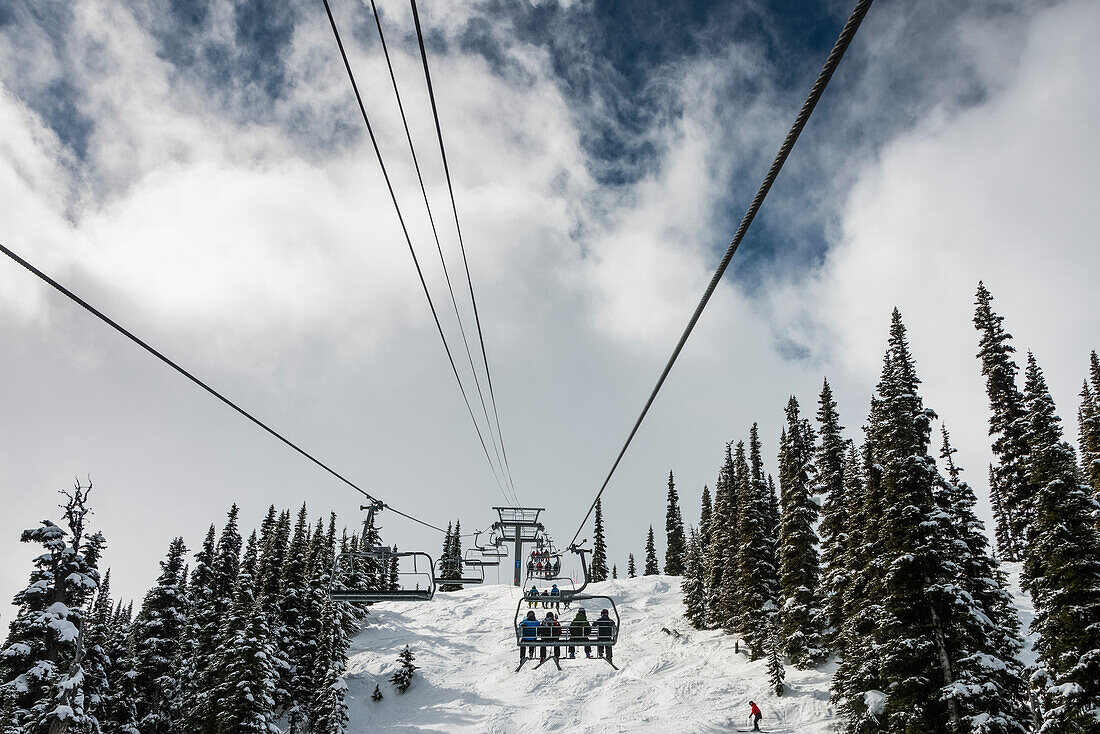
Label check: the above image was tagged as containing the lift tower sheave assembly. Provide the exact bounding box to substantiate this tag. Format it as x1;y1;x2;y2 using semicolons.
492;507;545;586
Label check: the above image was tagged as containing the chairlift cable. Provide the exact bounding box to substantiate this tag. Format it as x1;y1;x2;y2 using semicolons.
0;240;447;534
566;0;877;548
321;0;515;507
410;0;520;503
368;0;518;507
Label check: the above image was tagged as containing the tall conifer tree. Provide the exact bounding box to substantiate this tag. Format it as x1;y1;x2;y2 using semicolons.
0;484;104;733
973;282;1031;560
1021;353;1100;731
131;537;189;734
734;428;780;657
778;397;825;668
644;526;659;576
210;532;279;734
591;499;609;582
816;379;848;650
664;471;686;575
682;527;707;628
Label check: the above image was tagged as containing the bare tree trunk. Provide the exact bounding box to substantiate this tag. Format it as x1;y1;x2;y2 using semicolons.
927;596;961;728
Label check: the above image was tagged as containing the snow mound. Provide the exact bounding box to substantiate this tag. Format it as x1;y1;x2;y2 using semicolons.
345;576;837;733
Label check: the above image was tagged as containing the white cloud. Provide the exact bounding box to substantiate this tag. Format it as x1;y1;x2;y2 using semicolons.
773;0;1099;490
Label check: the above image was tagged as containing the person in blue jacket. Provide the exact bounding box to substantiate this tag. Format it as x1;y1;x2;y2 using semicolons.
527;584;539;608
519;611;540;663
549;584;561;610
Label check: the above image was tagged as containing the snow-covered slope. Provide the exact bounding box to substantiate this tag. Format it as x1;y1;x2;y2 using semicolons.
344;576;836;733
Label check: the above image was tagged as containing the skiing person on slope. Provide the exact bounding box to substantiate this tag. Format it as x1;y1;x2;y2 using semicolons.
749;700;762;731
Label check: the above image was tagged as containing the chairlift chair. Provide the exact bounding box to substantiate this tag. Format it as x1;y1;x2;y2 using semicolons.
327;502;437;603
514;542;621;670
330;545;436;603
433;554;485;585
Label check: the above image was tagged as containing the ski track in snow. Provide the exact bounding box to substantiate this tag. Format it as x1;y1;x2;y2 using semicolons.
344;576;836;733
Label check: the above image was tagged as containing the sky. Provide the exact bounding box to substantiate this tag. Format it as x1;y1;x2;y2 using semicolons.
0;0;1096;612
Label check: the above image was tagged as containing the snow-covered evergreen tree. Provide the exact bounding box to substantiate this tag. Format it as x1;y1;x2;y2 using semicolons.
1021;353;1100;732
389;646;417;694
439;522;461;592
832;440;886;734
815;379;848;650
767;620;785;697
209;532;280;734
131;536;188;734
176;523;219;733
935;426;1032;733
731;426;780;658
664;471;686;575
778;397;825;668
79;567;116;733
1078;352;1100;503
278;505;312;732
0;483;104;734
612;565;617;579
833;309;1034;733
591;499;609;582
370;684;383;702
627;554;636;578
643;526;659;576
100;601;138;734
973;282;1031;561
705;443;736;629
682;527;707;629
698;485;712;555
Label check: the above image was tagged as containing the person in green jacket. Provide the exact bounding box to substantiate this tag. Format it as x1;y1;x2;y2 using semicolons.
567;608;592;659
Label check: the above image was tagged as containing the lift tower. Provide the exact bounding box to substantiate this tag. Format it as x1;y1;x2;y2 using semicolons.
491;507;545;586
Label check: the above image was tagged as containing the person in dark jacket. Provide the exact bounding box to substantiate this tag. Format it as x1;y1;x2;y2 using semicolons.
594;608;615;663
567;608;592;659
527;584;540;608
538;611;561;661
519;611;540;663
549;584;561;611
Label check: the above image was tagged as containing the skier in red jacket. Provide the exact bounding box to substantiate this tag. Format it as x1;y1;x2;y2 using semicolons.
749;701;762;730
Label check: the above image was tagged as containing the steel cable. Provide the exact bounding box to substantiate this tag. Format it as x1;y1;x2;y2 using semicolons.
320;0;516;507
410;0;520;502
368;0;519;507
567;0;877;547
0;241;448;534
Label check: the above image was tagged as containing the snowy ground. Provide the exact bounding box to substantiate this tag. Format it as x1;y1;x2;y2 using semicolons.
344;576;837;733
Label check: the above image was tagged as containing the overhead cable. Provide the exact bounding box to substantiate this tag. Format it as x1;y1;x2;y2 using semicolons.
321;0;516;508
410;0;520;502
0;241;447;534
567;0;877;547
368;0;519;507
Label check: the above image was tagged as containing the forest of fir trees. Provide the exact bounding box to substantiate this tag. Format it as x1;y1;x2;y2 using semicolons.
677;284;1100;733
0;492;426;734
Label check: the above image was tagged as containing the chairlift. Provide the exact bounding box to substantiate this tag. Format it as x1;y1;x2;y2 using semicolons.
328;502;437;603
514;543;620;671
434;554;485;585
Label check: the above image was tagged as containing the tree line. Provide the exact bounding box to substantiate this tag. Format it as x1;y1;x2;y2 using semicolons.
670;285;1100;733
0;494;408;734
